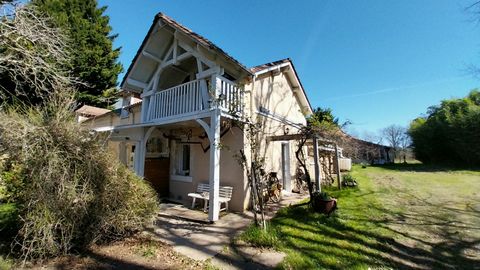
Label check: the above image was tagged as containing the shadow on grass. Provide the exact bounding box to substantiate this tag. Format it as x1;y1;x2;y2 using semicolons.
273;205;479;269
371;163;480;173
249;182;480;270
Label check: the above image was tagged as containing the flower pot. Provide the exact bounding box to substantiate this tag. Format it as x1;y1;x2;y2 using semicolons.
312;197;337;215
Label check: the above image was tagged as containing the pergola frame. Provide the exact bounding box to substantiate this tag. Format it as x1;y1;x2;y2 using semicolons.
267;134;341;190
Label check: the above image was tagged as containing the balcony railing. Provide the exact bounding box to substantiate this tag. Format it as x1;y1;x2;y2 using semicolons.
218;77;244;115
145;76;243;122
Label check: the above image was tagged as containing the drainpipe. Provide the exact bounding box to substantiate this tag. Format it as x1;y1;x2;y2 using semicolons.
249;74;257;162
250;74;256;122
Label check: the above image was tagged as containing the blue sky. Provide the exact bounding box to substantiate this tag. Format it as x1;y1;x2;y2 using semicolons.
99;0;480;138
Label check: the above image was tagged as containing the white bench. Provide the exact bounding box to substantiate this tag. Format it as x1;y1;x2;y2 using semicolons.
188;183;233;212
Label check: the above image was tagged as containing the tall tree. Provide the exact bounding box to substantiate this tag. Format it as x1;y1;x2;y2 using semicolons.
409;90;480;166
31;0;122;108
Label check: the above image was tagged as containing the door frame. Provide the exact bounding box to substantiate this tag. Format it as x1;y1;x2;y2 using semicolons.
281;142;291;192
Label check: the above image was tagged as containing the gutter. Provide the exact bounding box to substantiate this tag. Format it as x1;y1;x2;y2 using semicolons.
253;62;290;76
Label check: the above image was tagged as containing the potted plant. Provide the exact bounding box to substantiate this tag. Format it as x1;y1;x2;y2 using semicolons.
342;174;358;187
311;191;337;215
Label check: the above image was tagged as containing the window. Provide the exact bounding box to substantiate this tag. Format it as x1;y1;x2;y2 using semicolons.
146;137;164;157
181;145;190;172
172;142;192;182
126;144;135;171
145;130;169;158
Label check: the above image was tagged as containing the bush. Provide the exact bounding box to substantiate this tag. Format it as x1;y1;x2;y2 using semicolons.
0;5;159;262
408;90;480;166
0;102;159;261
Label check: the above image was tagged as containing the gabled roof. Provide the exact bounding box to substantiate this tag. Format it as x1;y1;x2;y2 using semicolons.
250;58;313;115
119;13;314;116
120;13;252;89
75;105;110;117
81;101;142;124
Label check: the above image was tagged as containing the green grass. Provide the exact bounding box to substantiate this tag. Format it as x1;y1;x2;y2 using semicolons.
0;203;17;270
0;202;18;235
241;164;480;269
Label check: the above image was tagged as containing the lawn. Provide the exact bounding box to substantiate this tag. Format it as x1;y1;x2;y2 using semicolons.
241;164;480;269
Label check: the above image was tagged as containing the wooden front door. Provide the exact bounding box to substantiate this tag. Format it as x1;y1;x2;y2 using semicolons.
144;157;170;197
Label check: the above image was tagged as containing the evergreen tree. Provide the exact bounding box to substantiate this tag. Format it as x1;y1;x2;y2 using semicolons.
32;0;122;108
308;107;340;127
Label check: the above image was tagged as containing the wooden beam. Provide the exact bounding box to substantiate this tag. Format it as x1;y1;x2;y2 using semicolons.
140;89;155;98
334;144;341;190
173;39;178;64
162;41;175;62
178;40;216;68
313;137;321;192
142;50;162;63
196;58;203;73
196;66;222;80
160;52;191;68
126;78;147;89
267;134;333;143
176;52;191;62
267;134;303;142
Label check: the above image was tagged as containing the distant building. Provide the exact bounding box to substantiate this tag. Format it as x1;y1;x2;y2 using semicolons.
341;134;393;164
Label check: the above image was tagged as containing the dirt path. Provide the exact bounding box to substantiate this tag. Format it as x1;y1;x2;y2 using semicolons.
365;166;480;269
22;236;210;270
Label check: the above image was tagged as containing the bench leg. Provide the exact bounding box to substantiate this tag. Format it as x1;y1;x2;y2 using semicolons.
226;201;229;212
191;197;196;209
203;199;208;212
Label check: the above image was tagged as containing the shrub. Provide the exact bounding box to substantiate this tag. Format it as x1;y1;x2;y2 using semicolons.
0;162;25;203
342;174;358;187
240;223;280;248
0;102;159;261
0;5;159;262
312;191;331;201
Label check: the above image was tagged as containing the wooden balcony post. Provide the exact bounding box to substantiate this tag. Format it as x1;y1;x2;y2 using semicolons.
211;74;221;108
134;140;145;177
334;144;341;190
141;96;150;122
208;107;221;222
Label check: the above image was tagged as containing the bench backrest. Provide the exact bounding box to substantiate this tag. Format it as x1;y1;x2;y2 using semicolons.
196;183;233;199
196;183;210;193
219;186;233;199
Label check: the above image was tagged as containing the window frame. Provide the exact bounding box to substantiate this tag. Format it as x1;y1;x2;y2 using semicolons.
170;141;193;182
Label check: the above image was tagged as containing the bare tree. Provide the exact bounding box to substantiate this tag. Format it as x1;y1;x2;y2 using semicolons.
0;4;74;105
382;125;406;162
399;131;411;163
0;5;159;262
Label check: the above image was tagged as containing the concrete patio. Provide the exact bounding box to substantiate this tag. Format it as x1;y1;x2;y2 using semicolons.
144;192;308;269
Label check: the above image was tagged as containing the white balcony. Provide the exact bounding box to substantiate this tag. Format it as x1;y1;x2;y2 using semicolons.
144;76;243;123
